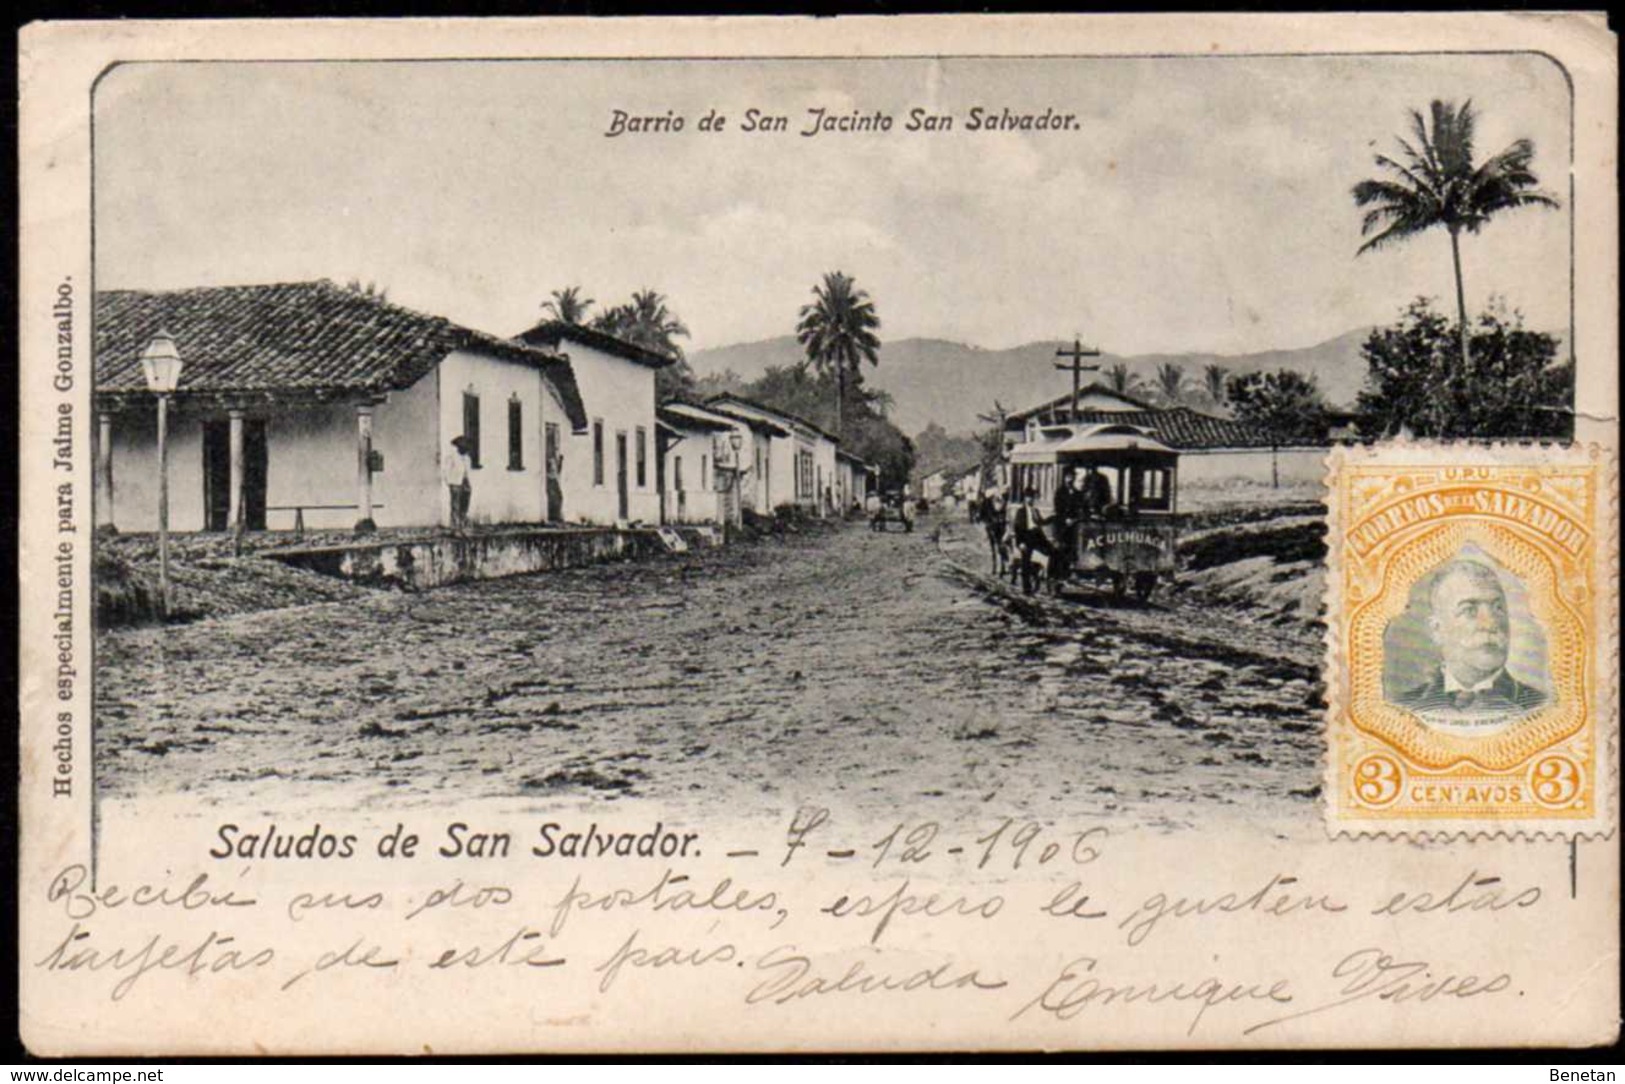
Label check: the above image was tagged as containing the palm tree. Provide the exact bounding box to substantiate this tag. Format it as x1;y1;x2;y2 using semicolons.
1203;363;1228;408
344;279;389;301
592;289;689;359
1352;99;1560;370
593;289;693;400
1104;362;1142;397
1154;362;1186;405
541;286;595;325
796;271;882;438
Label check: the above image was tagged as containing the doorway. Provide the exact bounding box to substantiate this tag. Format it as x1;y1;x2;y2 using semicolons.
544;422;563;522
615;431;630;521
201;418;267;531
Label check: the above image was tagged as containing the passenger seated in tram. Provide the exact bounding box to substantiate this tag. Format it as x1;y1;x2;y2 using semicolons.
1080;465;1113;519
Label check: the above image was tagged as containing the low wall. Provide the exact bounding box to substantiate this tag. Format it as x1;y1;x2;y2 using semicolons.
1178;447;1328;485
263;525;722;591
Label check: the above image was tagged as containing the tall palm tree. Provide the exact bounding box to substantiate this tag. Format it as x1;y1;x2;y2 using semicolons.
796;271;882;438
541;286;595;325
1154;362;1186;405
1203;363;1228;408
592;289;689;359
1352;99;1560;370
1104;362;1142;397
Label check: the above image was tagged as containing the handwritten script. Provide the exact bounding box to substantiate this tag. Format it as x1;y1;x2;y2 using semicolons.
32;809;1537;1038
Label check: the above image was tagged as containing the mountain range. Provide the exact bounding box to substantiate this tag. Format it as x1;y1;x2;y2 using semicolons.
690;329;1376;436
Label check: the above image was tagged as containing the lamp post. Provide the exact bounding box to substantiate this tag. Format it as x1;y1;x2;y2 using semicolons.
727;430;745;534
139;331;184;618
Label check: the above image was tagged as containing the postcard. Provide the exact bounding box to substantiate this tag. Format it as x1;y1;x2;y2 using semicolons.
16;13;1619;1054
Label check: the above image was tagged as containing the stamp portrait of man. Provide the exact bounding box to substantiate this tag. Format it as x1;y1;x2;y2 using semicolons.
1389;558;1549;731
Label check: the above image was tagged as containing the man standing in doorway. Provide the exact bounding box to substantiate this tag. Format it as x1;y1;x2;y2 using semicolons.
445;435;473;531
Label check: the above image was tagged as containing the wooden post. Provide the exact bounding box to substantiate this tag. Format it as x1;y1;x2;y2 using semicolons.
228;409;245;540
96;412;114;529
355;404;375;533
1054;338;1102;424
156;394;171;618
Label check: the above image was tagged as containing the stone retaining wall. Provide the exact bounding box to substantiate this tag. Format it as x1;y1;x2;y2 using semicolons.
264;525;722;590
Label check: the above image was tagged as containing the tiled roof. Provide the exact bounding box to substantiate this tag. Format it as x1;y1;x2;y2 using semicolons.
706;394;840;445
1006;384;1160;423
1020;406;1290;451
95;280;590;431
657;404;736;434
514;320;677;370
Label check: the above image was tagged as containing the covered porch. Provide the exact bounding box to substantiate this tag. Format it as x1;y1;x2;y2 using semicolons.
94;387;397;536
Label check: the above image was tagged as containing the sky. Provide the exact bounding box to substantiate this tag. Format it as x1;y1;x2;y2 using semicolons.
93;54;1572;357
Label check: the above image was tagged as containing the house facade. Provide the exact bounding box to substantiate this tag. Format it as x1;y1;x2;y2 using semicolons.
1003;383;1328;486
656;401;751;526
513;322;673;526
706;395;841;516
834;450;874;514
93;281;587;534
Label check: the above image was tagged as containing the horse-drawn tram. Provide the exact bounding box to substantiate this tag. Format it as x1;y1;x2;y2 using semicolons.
1006;422;1181;601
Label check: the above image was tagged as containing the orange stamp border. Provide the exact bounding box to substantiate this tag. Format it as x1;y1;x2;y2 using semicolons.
1325;443;1618;838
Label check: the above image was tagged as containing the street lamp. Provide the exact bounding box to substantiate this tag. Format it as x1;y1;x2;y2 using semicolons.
139;331;184;618
727;431;744;532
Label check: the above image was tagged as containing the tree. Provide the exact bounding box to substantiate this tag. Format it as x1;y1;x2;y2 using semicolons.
540;286;595;325
1352;99;1560;375
1154;362;1187;405
593;289;694;399
344;279;389;301
1225;368;1331;488
795;271;882;439
1103;362;1142;397
735;364;913;492
1357;297;1572;440
1202;364;1228;409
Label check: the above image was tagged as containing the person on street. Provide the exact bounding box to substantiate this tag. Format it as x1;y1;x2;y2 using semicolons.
1010;485;1053;595
445;435;473;531
1051;469;1087;587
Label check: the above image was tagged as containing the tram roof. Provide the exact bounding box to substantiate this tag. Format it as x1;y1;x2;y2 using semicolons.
1009;423;1178;463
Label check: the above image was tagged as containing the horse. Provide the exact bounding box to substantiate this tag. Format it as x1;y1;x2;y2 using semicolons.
977;492;1010;576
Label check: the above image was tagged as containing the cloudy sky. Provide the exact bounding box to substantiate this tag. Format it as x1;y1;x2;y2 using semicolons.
94;53;1571;356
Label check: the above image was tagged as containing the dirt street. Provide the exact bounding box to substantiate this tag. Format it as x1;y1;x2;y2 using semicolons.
97;517;1323;831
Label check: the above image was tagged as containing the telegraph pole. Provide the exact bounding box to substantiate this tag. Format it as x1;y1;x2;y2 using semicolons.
1054;337;1103;424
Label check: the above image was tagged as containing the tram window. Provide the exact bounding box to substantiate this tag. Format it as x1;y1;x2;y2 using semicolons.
1139;469;1171;509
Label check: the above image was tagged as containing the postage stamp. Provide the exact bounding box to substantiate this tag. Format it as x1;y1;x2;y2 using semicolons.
1326;444;1617;836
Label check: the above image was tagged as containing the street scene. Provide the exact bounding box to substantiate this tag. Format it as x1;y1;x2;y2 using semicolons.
88;54;1571;832
97;507;1322;829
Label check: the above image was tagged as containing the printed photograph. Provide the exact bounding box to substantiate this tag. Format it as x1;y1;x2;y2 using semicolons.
1382;548;1552;735
89;54;1576;831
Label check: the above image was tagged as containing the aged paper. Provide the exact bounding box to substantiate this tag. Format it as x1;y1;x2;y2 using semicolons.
17;13;1620;1055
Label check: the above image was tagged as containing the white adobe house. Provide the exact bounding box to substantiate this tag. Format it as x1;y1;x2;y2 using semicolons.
691;403;788;518
93;281;588;533
705;395;841;516
919;468;951;504
655;401;750;526
1003;383;1330;486
512;321;675;526
834;450;874;515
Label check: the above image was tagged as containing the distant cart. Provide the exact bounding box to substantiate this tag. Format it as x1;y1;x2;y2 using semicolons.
870;492;915;533
1007;422;1180;601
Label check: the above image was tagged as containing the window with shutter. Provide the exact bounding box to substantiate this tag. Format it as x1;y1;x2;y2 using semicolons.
462;391;481;468
508;397;524;470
